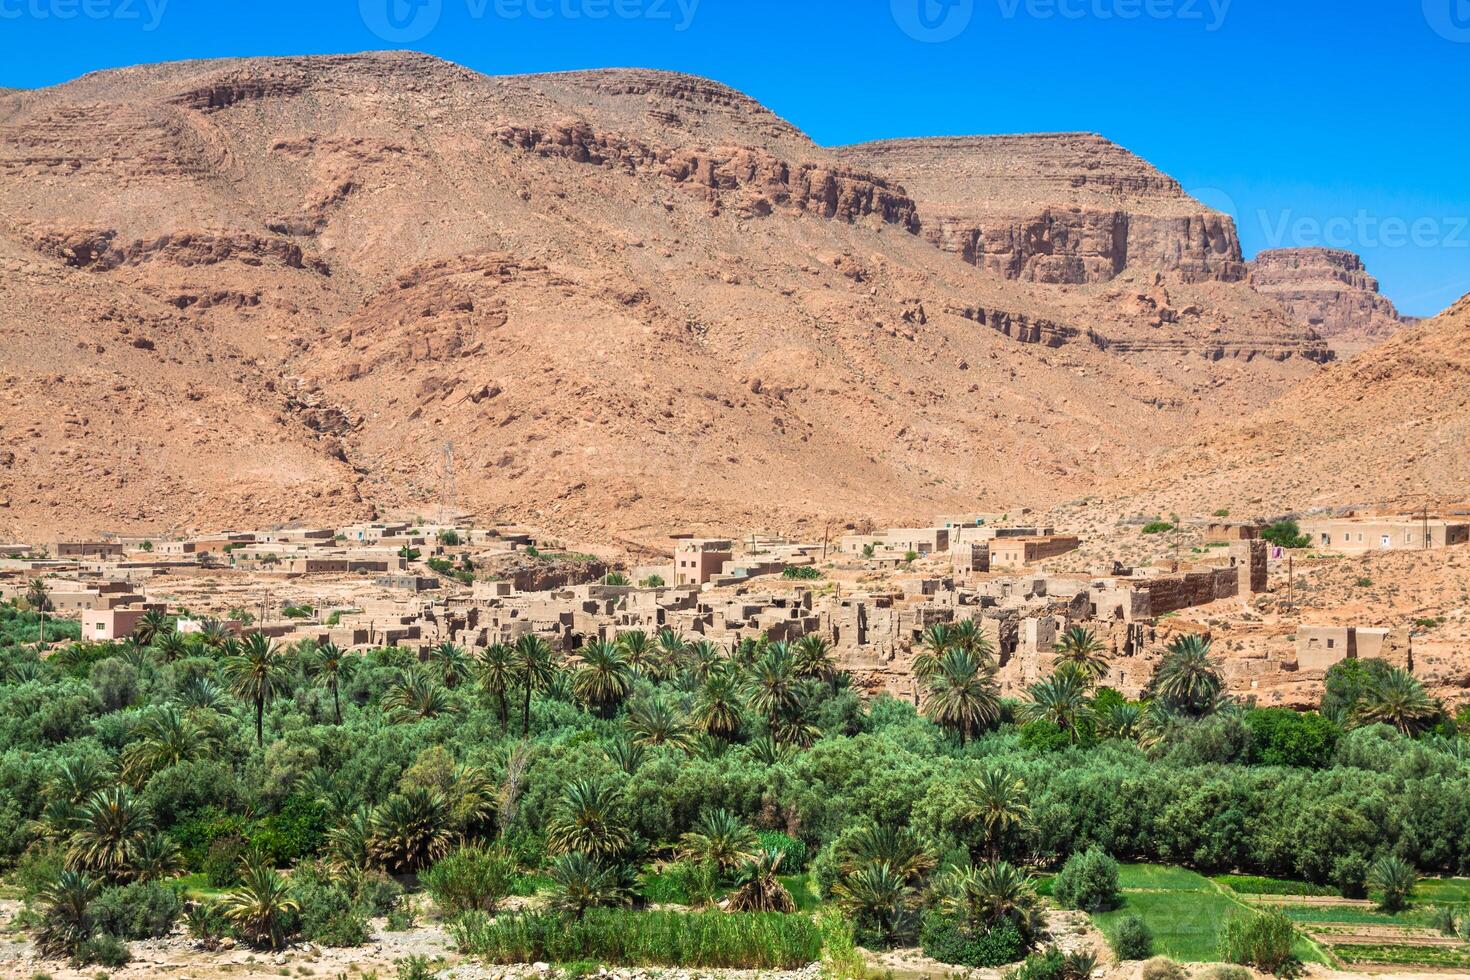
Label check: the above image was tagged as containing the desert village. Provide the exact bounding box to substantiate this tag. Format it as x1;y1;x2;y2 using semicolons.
6;505;1469;709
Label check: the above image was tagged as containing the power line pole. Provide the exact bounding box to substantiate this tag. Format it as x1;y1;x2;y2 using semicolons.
438;441;456;526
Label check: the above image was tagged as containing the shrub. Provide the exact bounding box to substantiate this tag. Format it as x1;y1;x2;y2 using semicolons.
289;863;370;947
1110;915;1154;960
1051;848;1120;913
87;881;183;940
1005;946;1095;980
1220;908;1300;976
1141;521;1175;535
920;912;1026;967
184;900;230;950
782;567;822;581
450;908;821;970
1333;853;1369;898
1261;520;1311;550
1196;967;1254;980
71;932;131;968
1018;720;1071;752
422;846;517;916
1139;957;1187;980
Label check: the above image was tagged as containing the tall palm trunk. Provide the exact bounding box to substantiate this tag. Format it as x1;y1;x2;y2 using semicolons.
331;678;341;725
255;698;265;747
522;680;532;737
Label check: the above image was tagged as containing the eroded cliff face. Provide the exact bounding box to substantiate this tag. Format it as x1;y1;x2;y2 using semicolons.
1249;248;1405;355
836;134;1247;284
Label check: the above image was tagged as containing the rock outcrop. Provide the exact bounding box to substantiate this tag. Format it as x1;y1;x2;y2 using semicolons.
1249;248;1405;355
837;134;1247;284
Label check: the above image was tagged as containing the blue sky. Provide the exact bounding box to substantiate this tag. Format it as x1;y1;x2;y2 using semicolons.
2;0;1467;315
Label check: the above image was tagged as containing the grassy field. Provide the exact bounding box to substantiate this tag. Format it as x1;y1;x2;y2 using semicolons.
1415;877;1470;905
1212;874;1337;897
1094;889;1240;960
1276;904;1426;927
1093;865;1327;964
1116;863;1214;891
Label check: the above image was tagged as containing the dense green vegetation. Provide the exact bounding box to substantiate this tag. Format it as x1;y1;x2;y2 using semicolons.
3;600;1469;973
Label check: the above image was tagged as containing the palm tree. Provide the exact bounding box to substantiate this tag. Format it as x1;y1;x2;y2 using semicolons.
1095;701;1142;740
727;848;795;912
604;737;647;775
831;862;915;943
67;785;152;879
614;630;661;679
309;641;357;725
950;618;996;663
129;833;184;881
326;806;375;871
428;641;473;689
26;577;50;645
382;668;452;723
121;706;217;785
546;780;632;859
154;630;189;663
656;627;689;674
223;631;290;747
678;809;760;873
959;769;1032;862
134;609;171;647
513;634;557;736
174;676;230;715
692;669;746;740
936;861;1044;941
913;623;955;681
1020;669;1093;739
793;633;836;680
1148;633;1223;716
833;824;937;884
626;696;694;750
198;617;233;650
1368;855;1418;912
50;756;111;806
1356;667;1438;735
746;645;800;725
685;639;724;681
477;643;516;729
547;851;627;917
921;648;1001;743
34;869;99;957
220;859;299;949
368;788;456;873
572;640;632;716
1053;627;1108;684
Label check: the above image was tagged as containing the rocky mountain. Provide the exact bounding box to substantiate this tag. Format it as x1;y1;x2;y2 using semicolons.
1112;292;1470;517
1249;247;1405;356
0;53;1332;545
837;134;1247;285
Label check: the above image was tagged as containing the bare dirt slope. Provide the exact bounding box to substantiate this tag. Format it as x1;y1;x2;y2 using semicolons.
1105;292;1470;519
0;54;1333;544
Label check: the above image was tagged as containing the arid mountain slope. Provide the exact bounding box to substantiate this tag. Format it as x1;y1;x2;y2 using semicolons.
0;54;1330;544
1110;292;1470;517
838;134;1246;285
1249;247;1406;356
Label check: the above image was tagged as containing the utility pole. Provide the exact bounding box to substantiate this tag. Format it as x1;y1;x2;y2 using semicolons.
1423;503;1431;551
438;441;456;526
